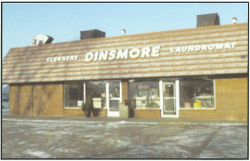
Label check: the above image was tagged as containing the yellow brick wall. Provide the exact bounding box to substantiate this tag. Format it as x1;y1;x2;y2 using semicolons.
33;84;64;117
215;78;248;120
121;80;128;103
134;109;161;118
9;85;20;115
9;85;33;116
9;77;247;120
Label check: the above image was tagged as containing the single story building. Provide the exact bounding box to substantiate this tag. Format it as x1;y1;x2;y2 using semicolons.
2;13;248;120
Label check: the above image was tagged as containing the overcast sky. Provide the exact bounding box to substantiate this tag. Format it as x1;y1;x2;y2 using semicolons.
2;2;248;58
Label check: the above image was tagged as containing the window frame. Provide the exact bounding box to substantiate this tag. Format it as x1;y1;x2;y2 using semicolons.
179;78;216;109
129;79;161;109
63;80;122;110
63;82;84;109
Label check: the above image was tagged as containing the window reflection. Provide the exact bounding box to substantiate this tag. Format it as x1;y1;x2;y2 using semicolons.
109;81;120;111
64;83;83;108
129;80;160;109
163;82;176;114
87;81;106;109
180;79;214;108
109;81;120;98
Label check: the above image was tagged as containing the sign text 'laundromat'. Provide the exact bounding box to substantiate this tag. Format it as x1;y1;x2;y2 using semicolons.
170;42;237;53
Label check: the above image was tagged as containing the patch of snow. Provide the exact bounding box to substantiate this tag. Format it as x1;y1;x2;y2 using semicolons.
116;139;131;147
19;142;26;145
55;148;77;153
107;122;119;128
26;149;51;158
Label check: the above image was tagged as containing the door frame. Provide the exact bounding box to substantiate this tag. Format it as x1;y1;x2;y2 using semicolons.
160;80;180;117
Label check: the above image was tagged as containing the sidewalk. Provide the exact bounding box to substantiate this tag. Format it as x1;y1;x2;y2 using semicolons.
2;114;247;126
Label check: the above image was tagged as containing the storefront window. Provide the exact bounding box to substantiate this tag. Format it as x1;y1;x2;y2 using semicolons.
180;78;214;108
87;81;106;109
64;83;83;108
129;80;160;109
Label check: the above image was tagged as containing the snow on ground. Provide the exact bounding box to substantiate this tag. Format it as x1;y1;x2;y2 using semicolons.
26;149;51;158
2;118;248;159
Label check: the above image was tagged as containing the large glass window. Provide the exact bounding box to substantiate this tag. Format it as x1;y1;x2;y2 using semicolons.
64;83;83;108
87;81;106;109
180;78;214;108
129;79;160;109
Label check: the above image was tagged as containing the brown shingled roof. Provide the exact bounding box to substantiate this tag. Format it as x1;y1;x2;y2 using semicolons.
2;23;248;84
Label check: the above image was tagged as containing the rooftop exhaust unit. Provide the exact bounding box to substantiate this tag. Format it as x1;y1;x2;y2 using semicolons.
232;17;237;24
197;13;220;27
31;34;54;46
80;29;106;40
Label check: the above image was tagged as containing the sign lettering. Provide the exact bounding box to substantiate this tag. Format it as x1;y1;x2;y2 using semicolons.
47;55;78;62
170;42;236;53
46;42;237;63
84;46;161;62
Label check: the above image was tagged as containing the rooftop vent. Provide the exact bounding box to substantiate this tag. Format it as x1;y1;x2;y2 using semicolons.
80;29;106;40
31;34;54;46
197;13;220;27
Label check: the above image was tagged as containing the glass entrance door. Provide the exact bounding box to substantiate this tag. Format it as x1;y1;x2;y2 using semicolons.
161;80;179;117
163;82;176;115
107;81;121;117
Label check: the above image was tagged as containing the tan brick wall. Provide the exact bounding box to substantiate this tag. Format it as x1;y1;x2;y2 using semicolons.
215;78;248;120
62;109;107;117
33;84;64;117
9;85;20;115
134;109;161;118
9;77;247;120
33;85;46;116
121;80;128;103
9;85;33;116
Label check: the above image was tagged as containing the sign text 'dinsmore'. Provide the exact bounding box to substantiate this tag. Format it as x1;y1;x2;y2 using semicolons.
84;46;161;62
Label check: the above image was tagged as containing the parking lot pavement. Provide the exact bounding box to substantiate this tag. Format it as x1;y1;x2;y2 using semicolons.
2;115;248;159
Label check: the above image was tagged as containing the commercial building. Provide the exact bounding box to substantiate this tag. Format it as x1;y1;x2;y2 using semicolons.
2;13;248;120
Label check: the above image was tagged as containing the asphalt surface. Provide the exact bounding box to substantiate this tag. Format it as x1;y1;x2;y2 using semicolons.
1;113;248;159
